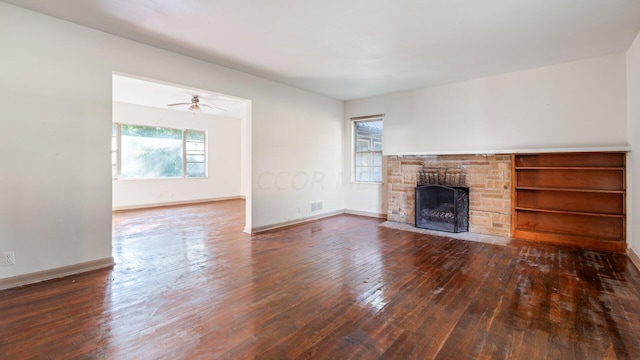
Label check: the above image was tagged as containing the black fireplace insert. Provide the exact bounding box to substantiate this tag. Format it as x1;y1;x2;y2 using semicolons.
415;185;469;233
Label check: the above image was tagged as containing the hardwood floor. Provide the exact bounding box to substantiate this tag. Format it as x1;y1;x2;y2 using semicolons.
2;199;640;359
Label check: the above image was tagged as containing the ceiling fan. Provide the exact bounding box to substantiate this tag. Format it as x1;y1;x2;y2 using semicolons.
167;95;226;113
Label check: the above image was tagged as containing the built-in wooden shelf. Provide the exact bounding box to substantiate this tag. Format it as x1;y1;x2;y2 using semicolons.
514;207;625;218
511;152;626;253
515;186;625;194
514;167;624;171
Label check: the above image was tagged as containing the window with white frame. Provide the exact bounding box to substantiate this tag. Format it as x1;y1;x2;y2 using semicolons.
353;117;383;182
112;123;206;179
111;123;118;179
185;130;206;177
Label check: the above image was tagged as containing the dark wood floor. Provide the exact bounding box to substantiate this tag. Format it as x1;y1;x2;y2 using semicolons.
2;200;640;359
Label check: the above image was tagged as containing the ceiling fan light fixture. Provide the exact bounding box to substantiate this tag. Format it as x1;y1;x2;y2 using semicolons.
168;94;227;113
188;103;201;112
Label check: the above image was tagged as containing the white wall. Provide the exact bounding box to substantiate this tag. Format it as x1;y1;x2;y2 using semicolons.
348;54;628;155
0;3;344;280
341;117;387;216
250;89;345;228
627;31;640;254
112;102;242;209
345;54;629;215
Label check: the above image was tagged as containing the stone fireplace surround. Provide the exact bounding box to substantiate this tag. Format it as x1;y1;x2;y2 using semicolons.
386;154;511;238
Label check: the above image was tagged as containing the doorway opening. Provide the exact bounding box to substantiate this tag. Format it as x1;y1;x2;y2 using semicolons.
111;73;252;233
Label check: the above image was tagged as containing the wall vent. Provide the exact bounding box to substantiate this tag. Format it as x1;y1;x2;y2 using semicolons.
310;202;323;212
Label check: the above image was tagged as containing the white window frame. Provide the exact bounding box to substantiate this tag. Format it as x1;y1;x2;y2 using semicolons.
352;115;384;183
183;129;207;178
112;123;120;180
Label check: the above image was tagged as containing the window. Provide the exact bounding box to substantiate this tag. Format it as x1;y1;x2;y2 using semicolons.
185;130;206;177
353;117;383;182
112;123;206;179
111;123;118;179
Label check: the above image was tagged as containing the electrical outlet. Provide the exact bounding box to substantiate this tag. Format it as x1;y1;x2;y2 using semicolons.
1;251;15;266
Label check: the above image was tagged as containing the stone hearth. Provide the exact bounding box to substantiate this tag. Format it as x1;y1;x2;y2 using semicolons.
386;154;511;237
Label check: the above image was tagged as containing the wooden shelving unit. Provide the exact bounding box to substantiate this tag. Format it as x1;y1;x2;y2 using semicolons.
511;152;626;252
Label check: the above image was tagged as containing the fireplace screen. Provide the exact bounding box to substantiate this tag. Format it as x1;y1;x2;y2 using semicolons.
415;185;469;233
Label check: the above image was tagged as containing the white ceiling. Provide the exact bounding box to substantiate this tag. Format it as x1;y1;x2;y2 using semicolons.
112;74;248;118
4;0;640;100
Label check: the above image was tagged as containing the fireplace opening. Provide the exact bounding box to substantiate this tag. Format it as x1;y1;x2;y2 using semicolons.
415;185;469;233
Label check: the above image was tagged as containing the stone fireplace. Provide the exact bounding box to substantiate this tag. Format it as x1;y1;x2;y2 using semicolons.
387;154;511;237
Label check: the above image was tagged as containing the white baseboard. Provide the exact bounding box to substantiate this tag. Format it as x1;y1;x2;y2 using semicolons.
0;257;115;291
344;209;387;219
112;196;244;211
251;210;345;233
628;248;640;273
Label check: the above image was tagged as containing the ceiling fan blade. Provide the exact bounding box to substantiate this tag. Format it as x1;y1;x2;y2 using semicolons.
201;103;227;112
167;102;191;107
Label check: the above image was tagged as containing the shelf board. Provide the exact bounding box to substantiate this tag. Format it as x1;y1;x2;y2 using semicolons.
513;227;624;241
511;228;626;253
515;207;624;218
515;187;625;194
515;167;624;171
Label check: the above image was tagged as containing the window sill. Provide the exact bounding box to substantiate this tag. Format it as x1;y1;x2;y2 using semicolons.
113;177;209;181
351;181;384;185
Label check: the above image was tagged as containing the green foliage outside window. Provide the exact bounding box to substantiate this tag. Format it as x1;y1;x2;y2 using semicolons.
121;124;182;139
